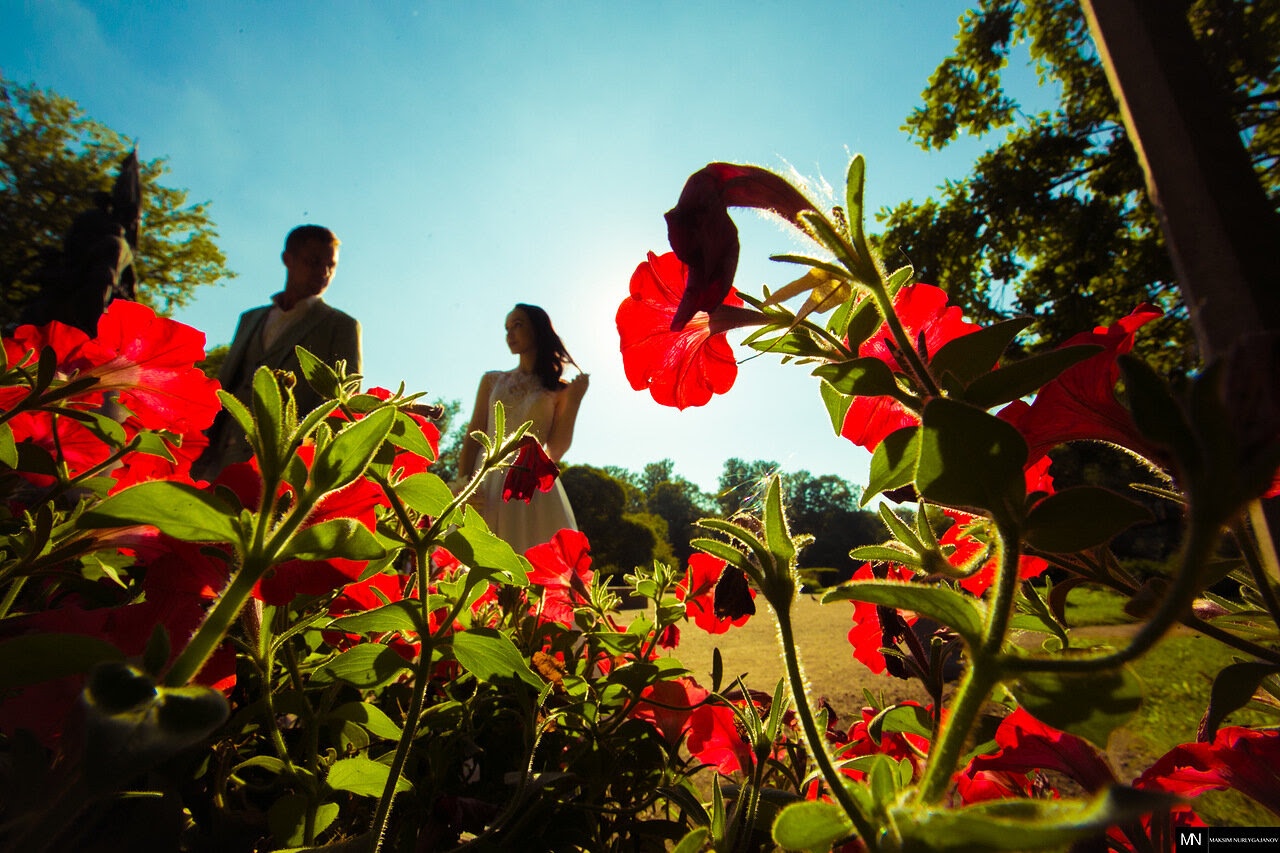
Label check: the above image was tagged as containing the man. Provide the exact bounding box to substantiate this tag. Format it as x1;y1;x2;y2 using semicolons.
197;224;362;477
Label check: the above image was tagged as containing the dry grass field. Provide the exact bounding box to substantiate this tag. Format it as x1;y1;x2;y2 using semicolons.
646;594;933;720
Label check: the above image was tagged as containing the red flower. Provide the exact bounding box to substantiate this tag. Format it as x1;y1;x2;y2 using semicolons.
959;708;1115;798
502;436;559;503
524;528;594;628
84;300;221;434
664;163;815;331
617;251;743;409
632;676;710;747
846;562;918;674
677;552;755;634
687;699;753;775
1134;727;1280;816
998;304;1163;464
2;303;220;490
841;284;981;451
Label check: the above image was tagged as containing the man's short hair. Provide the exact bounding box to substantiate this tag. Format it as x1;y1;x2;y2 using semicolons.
284;225;340;254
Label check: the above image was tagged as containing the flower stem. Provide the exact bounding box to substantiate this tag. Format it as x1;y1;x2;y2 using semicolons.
774;603;878;847
916;518;1020;804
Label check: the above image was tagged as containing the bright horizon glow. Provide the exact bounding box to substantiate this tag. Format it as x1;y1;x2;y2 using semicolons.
3;1;1052;500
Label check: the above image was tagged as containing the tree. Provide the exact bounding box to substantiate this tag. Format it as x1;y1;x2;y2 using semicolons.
873;0;1279;375
560;465;673;579
1;76;233;327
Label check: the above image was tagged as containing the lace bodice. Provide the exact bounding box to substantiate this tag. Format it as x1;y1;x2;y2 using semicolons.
485;368;558;444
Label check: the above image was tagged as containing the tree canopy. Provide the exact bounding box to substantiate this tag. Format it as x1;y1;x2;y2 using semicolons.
873;0;1279;375
1;76;233;328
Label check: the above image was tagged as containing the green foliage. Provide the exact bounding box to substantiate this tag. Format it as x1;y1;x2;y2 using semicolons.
874;0;1280;376
0;75;233;326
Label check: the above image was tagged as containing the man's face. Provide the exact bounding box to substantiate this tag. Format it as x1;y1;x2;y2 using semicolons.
282;242;339;298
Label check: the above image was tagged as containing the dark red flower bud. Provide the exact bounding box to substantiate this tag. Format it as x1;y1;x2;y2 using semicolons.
713;564;756;620
502;436;559;502
665;163;814;331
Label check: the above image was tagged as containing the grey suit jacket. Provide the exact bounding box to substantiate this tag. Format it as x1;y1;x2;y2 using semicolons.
217;299;362;414
197;298;361;477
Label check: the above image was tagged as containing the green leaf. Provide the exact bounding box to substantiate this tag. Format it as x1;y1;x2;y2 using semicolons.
891;786;1175;852
327;599;424;636
310;643;412;690
863;426;919;505
818;380;852;436
1023;487;1152;553
451;627;543;689
916;398;1027;519
251;366;285;470
689;537;755;574
670;828;710;853
394;472;454;517
812;357;899;398
1202;662;1280;741
1011;665;1143;747
824;581;983;646
962;345;1102;409
0;633;126;690
80;481;240;542
847;544;921;568
269;794;340;848
294;345;342;400
328;701;406;740
845;153;867;248
844;294;885;351
867;702;934;743
0;422;16;468
277;518;386;562
772;799;855;852
442;508;529;587
762;475;796;572
387;410;438;461
309;406;397;494
326;755;413;798
930;317;1033;386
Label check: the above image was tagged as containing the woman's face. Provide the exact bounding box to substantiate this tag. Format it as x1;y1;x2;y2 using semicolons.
505;309;536;356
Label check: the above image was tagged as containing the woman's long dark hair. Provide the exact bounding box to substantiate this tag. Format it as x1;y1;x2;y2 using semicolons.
515;303;576;391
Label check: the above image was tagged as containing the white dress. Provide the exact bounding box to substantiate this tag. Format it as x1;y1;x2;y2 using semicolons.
474;368;578;554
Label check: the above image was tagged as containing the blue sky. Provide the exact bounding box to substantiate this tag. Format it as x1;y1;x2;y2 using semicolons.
3;1;1048;497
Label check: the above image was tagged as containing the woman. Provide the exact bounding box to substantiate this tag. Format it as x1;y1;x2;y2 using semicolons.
456;304;589;553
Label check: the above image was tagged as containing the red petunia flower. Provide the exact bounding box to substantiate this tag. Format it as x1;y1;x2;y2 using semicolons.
677;552;755;634
84;300;221;435
846;562;918;674
1134;726;1280;816
840;284;981;451
502;436;559;503
632;675;710;747
617;251;743;409
664;163;816;331
524;528;594;628
998;304;1163;464
3;302;220;491
687;699;754;775
958;707;1115;798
